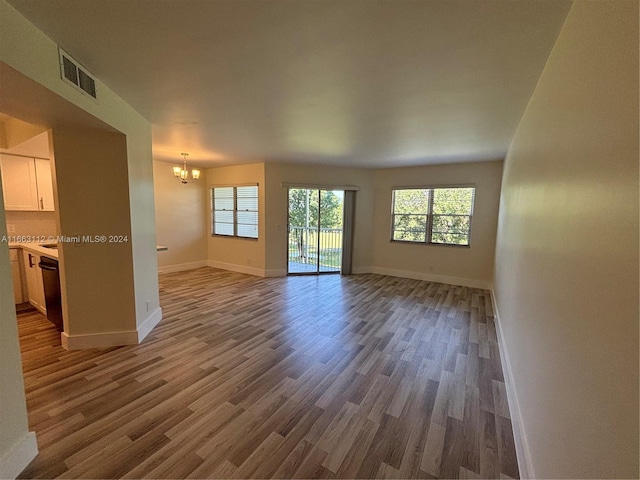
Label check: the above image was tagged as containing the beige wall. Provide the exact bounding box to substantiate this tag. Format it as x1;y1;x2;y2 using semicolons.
372;161;502;288
493;1;639;478
153;160;208;270
0;0;160;335
0;129;50;158
207;163;266;273
204;161;502;281
51;128;136;336
264;162;374;275
203;161;375;276
0;1;160;471
0;116;47;150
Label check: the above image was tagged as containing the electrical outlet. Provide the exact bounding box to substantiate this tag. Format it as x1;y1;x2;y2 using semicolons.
247;258;251;266
7;224;15;233
428;265;435;272
146;300;150;312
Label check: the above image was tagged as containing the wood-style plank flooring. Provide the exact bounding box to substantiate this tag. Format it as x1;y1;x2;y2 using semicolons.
18;268;519;479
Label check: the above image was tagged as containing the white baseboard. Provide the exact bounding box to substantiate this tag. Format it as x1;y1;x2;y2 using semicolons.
62;329;139;350
0;431;38;479
490;289;534;479
200;262;489;289
158;260;208;274
137;307;162;343
364;266;492;290
207;260;265;277
61;308;163;350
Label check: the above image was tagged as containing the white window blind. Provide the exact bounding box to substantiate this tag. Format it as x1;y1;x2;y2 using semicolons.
212;185;258;239
391;187;475;246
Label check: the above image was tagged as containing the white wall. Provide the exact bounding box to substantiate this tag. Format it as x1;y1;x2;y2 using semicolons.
125;124;160;333
4;211;56;238
0;185;37;479
153;160;208;272
493;1;638;478
372;161;502;288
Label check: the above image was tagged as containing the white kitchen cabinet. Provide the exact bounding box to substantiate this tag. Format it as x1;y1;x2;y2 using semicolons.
35;158;55;211
0;154;39;210
0;154;55;211
22;249;46;314
10;248;23;304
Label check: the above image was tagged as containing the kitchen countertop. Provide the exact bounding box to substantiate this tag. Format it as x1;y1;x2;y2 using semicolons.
9;243;167;258
9;242;58;260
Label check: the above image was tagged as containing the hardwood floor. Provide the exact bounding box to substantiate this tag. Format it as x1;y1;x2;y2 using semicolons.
17;268;519;479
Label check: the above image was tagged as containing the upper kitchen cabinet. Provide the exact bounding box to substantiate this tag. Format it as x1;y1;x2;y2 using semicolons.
0;154;55;211
35;158;54;211
1;154;39;210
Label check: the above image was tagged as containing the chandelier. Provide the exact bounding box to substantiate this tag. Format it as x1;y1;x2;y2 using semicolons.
173;153;201;184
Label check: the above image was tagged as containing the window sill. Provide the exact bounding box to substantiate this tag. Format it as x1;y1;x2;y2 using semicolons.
211;234;259;241
389;239;471;248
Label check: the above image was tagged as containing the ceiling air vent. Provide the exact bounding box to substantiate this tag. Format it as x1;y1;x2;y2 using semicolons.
58;48;98;101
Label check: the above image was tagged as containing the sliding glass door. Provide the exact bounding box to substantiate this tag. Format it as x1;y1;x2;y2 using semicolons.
287;188;344;274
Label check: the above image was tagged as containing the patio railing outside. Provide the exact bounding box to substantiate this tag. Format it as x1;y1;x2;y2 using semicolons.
288;226;342;272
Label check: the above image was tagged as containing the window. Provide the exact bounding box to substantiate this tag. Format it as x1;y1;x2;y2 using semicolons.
211;185;258;238
391;186;475;246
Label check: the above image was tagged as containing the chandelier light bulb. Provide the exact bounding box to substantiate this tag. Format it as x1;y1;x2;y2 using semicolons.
173;152;200;184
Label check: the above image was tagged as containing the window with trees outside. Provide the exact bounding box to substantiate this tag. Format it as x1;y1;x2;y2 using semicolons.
211;185;258;239
391;187;475;246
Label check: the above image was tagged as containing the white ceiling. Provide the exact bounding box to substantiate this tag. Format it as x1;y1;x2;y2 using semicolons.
7;0;571;168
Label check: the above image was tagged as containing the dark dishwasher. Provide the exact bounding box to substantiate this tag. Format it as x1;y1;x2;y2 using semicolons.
39;256;63;331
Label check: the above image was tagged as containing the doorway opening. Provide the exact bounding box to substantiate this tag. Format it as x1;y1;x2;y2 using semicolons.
287;188;344;274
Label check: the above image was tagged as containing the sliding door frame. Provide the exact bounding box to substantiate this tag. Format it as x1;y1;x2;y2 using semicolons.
284;183;359;277
286;188;337;276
